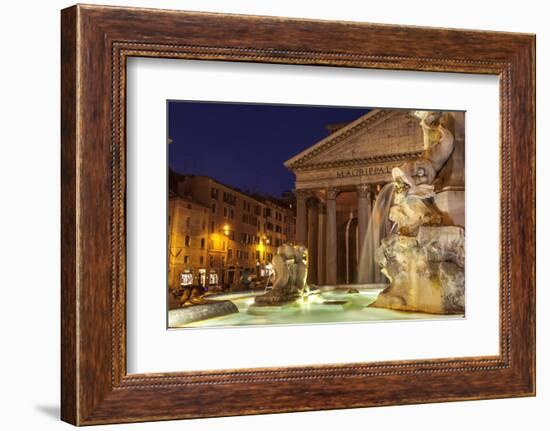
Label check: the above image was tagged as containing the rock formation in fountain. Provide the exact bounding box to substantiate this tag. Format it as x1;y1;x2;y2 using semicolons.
254;244;309;306
370;111;465;314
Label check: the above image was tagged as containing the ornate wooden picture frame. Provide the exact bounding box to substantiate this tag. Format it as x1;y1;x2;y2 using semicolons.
61;4;535;425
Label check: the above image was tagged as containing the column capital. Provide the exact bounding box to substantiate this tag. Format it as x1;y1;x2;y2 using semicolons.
295;189;313;200
326;188;339;200
356;183;373;199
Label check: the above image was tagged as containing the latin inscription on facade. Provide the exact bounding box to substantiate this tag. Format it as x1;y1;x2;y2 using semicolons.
336;165;393;179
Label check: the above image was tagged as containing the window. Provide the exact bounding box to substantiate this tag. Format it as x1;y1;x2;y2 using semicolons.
211;187;219;199
223;191;236;205
180;271;193;286
210;239;215;250
223;207;228;217
211;203;216;213
210;221;215;233
275;224;282;233
228;249;233;259
200;256;204;264
200;238;205;249
184;235;190;247
255;250;260;260
186;217;190;228
263;207;271;218
202;220;206;231
184;255;189;264
209;255;214;266
230;208;234;219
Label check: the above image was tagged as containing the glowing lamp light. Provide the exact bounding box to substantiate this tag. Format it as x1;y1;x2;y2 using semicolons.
223;224;230;236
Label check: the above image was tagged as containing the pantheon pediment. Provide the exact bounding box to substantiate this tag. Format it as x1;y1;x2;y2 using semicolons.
285;109;424;172
285;109;425;190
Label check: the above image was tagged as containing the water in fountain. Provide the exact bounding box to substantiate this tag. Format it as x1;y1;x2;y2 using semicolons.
357;182;395;284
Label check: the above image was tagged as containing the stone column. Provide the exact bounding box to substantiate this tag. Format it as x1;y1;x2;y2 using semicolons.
295;190;308;246
325;188;338;285
373;186;382;284
307;199;318;285
356;184;372;284
317;202;326;286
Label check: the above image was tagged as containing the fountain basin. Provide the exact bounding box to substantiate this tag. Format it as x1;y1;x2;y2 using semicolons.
168;300;238;327
168;285;462;328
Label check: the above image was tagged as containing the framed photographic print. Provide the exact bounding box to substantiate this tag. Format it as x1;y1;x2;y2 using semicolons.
61;4;536;425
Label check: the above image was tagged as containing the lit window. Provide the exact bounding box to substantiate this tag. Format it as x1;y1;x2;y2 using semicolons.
209;271;218;285
180;271;193;286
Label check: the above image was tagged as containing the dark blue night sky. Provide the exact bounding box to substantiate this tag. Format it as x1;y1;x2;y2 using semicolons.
168;101;371;197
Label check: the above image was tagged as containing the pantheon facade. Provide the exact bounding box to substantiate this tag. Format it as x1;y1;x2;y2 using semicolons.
285;109;465;286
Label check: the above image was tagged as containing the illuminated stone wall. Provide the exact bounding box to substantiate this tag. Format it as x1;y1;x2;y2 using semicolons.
168;174;296;291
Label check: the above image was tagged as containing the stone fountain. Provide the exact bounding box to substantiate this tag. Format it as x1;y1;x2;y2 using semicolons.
369;111;465;314
254;244;309;306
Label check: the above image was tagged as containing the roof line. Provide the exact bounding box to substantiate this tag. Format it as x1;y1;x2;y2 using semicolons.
284;109;400;169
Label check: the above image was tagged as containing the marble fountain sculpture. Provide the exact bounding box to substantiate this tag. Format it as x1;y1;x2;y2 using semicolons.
254;244;309;306
370;111;465;314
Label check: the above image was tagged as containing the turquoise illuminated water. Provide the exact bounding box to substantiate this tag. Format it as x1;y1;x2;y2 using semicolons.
169;287;459;328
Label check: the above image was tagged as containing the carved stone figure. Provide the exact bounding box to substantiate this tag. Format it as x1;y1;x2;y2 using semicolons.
391;111;455;211
388;194;442;236
392;111;455;195
371;111;465;314
371;226;465;314
254;244;308;305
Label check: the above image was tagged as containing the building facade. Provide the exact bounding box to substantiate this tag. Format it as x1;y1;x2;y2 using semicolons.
285;109;465;286
168;174;296;292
